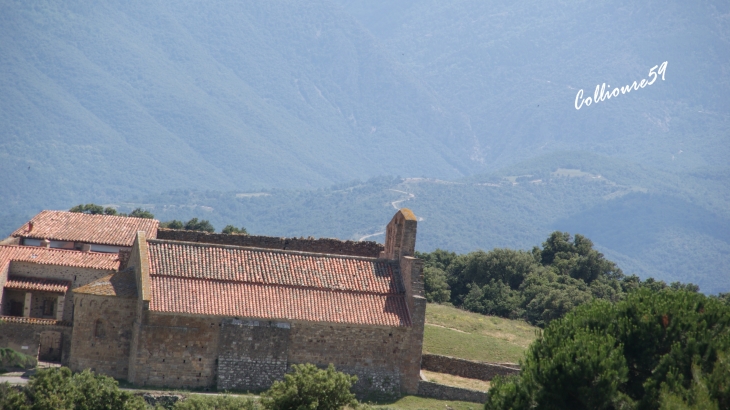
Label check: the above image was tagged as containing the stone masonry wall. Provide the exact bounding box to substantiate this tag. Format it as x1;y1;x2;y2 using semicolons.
417;381;488;403
421;354;520;381
130;312;222;389
9;262;115;322
0;319;72;365
69;294;137;380
217;319;290;391
156;229;383;258
287;321;414;398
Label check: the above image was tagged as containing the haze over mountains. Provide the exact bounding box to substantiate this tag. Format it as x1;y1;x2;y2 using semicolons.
1;1;728;292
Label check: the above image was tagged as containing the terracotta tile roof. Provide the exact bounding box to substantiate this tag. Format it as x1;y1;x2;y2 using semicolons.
150;276;411;327
0;245;120;271
147;240;402;294
11;210;158;247
0;316;72;327
147;240;411;327
5;276;71;293
74;270;137;298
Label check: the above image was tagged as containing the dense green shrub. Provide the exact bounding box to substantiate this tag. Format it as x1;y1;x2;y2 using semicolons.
484;289;730;410
0;367;146;410
261;364;358;410
171;394;258;410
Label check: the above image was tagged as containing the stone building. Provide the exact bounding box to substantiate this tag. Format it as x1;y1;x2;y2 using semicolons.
1;209;425;397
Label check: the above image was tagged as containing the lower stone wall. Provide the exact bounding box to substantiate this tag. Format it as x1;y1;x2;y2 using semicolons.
417;381;488;403
129;313;222;389
217;319;289;391
421;354;519;381
0;317;72;365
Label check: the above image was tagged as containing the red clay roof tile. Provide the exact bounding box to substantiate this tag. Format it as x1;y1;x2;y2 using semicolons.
147;240;411;326
150;276;411;327
0;245;120;271
11;210;158;247
5;276;71;293
147;240;402;294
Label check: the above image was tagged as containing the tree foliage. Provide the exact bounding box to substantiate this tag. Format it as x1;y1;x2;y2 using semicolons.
484;289;730;410
160;218;215;232
69;203;119;216
260;364;358;410
221;225;248;235
418;231;699;327
69;204;154;219
0;367;146;410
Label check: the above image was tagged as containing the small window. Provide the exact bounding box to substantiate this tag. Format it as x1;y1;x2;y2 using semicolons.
43;299;54;316
94;320;105;339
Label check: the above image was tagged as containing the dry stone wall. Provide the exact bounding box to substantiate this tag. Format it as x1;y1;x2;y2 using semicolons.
421;354;520;381
217;319;290;391
156;229;383;258
417;380;488;403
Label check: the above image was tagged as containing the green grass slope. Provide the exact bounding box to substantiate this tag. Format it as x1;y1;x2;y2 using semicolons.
424;304;538;364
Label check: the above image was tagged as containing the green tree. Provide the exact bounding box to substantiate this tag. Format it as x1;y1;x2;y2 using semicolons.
7;367;146;410
69;203;119;216
184;218;215;233
423;266;451;303
160;220;184;229
127;208;154;219
485;289;730;410
261;364;358;410
221;225;248;235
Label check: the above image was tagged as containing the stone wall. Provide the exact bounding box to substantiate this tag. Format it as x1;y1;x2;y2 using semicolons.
287;321;414;398
129;312;222;389
217;319;289;391
421;354;520;381
9;261;115;321
0;318;73;365
417;381;488;403
69;294;137;379
156;229;383;258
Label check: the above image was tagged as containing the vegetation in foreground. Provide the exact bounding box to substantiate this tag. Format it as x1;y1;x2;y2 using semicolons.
424;303;538;364
485;288;730;410
0;349;36;374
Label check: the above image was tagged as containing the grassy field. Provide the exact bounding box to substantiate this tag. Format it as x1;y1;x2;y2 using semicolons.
423;303;540;364
368;395;483;410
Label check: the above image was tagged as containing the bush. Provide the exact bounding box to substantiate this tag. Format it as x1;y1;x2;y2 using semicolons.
0;367;146;410
172;394;258;410
261;364;358;410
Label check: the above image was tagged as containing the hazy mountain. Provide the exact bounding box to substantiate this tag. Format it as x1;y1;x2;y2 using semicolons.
0;0;482;214
337;0;730;171
1;1;728;292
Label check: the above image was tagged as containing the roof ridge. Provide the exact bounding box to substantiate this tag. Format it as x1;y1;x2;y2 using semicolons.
37;209;159;222
148;273;405;296
147;238;394;263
